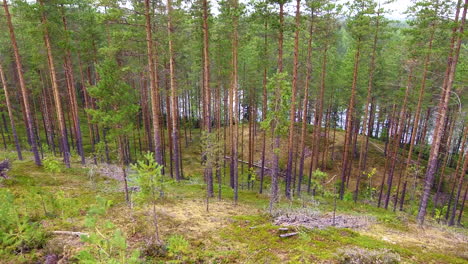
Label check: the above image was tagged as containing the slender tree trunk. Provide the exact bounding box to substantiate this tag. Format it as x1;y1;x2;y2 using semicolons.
399;25;435;210
61;8;85;165
269;1;284;212
339;40;361;199
446;126;467;220
0;64;22;160
259;18;268;194
418;0;466;225
433;111;457;215
384;64;413;209
297;14;314;196
285;0;300;199
457;186;467;225
355;11;380;202
378;106;396;207
3;0;41;165
78;54;97;164
202;0;214;197
145;0;164;168
167;0;182;181
40;0;70;167
449;149;468;226
229;0;240;204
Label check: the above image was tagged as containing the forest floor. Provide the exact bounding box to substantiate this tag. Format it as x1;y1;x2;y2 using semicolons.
0;129;467;263
0;156;467;263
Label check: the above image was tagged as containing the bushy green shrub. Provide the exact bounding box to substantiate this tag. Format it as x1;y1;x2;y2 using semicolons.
43;157;62;174
166;234;189;257
311;169;328;196
0;189;47;255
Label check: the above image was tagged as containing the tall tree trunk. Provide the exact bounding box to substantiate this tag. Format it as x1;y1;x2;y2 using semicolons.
78;54;97;164
449;148;468;226
457;186;467;225
355;11;380;202
165;71;174;178
297;13;314;197
144;0;164;167
384;64;413;209
61;8;85;165
310;42;328;193
0;64;22;160
167;0;182;181
202;0;214;197
417;0;466;225
231;0;240;204
259;17;268;194
446;126;467;220
269;1;284;212
285;0;300;199
339;40;361;199
399;25;435;210
40;0;70;167
433;111;457;215
3;0;41;165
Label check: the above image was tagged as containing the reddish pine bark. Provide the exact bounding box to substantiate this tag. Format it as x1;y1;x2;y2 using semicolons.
3;0;41;165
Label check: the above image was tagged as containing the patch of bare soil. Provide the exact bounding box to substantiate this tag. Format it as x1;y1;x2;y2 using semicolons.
275;212;374;230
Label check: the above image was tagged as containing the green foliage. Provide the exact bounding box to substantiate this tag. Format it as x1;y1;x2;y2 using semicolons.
0;189;46;255
166;234;190;257
365;168;377;201
76;197;140;264
261;72;291;137
43;157;62;174
310;169;328;196
200;131;223;169
245;167;257;185
343;191;354;202
434;205;448;223
86;58;139;141
130;152;165;202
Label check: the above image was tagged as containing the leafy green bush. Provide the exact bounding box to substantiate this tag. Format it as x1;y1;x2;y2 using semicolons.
0;189;46;255
343;191;354;202
311;169;328;196
43;157;62;174
166;234;189;257
434;205;448;223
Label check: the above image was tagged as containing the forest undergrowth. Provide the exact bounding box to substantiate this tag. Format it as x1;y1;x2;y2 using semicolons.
0;129;467;263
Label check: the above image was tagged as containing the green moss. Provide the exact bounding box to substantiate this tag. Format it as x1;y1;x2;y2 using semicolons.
1;152;466;263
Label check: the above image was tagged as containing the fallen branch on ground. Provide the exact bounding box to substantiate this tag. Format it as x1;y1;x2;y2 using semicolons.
52;231;89;237
279;232;298;238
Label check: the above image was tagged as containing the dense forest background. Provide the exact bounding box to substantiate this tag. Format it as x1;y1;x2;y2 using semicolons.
0;0;467;262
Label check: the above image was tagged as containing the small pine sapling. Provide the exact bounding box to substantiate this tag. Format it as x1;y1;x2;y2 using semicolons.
43;157;63;178
365;168;377;201
131;152;165;244
311;169;328;197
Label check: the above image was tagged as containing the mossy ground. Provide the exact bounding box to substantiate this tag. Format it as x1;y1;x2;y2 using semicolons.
0;128;467;263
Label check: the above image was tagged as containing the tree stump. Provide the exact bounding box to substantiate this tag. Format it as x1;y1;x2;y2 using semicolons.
0;159;10;179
